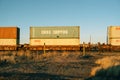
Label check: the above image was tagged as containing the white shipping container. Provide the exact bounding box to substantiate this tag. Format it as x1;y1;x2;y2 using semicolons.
108;26;120;38
30;39;80;46
0;39;17;45
108;38;120;46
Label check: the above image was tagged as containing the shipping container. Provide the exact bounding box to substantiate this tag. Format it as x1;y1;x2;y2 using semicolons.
108;26;120;38
30;26;80;46
0;27;19;39
30;26;80;39
108;38;120;46
0;39;17;45
30;39;80;45
107;26;120;46
29;26;80;50
0;27;20;50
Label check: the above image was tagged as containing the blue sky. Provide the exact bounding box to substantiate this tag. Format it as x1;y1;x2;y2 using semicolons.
0;0;120;44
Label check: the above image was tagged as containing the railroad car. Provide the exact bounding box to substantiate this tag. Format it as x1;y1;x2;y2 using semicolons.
29;26;80;50
107;26;120;51
0;27;20;50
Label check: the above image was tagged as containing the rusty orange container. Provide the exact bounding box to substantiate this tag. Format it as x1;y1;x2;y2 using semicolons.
0;27;20;45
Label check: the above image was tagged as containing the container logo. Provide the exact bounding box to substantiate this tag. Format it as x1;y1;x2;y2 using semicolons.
41;30;68;35
41;30;51;34
34;40;41;42
116;39;120;42
116;27;120;30
53;30;68;34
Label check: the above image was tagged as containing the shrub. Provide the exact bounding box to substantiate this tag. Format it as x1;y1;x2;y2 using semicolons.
90;56;120;80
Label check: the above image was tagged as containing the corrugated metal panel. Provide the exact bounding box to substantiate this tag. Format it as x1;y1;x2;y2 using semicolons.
30;39;80;45
108;26;120;38
108;38;120;46
0;39;17;45
30;26;80;39
0;27;19;39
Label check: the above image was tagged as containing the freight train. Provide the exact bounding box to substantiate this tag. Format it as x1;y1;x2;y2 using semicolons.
0;26;120;51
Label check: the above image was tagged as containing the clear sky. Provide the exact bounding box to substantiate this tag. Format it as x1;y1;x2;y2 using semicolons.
0;0;120;44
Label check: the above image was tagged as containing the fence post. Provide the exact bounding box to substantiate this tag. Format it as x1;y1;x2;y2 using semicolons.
44;43;46;54
83;42;86;56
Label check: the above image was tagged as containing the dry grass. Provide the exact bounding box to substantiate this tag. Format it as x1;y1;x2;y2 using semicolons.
0;55;16;64
0;50;81;65
17;50;25;56
1;51;120;80
89;56;120;80
96;56;120;68
0;51;16;64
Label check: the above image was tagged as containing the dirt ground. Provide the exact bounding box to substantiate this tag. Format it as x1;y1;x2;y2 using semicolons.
0;50;120;80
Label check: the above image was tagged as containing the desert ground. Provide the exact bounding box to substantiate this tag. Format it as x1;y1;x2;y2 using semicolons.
0;50;120;80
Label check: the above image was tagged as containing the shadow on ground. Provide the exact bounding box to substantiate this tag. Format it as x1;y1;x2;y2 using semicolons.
86;65;120;80
0;72;83;80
